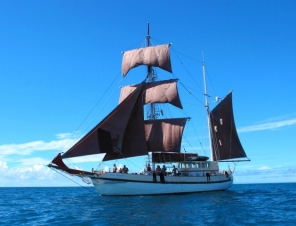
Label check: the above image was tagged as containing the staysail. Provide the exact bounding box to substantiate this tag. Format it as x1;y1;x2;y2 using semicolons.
61;83;145;159
122;44;172;77
210;92;247;161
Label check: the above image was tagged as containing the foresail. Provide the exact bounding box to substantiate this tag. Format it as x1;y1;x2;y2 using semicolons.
210;92;247;161
122;44;172;77
61;83;145;159
103;90;148;161
145;118;188;152
119;79;182;109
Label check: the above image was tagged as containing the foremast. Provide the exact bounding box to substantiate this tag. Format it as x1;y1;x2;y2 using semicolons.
146;23;157;170
146;23;159;120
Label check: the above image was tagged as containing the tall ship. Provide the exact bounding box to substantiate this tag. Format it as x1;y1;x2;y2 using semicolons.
48;24;249;195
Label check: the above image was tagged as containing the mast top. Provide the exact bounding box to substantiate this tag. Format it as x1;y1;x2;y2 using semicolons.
146;22;150;47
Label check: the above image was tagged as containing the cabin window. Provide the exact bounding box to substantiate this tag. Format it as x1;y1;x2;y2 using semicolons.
200;163;209;168
180;163;186;168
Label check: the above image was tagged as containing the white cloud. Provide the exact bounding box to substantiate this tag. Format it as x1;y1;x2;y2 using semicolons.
0;161;8;169
14;157;51;166
0;133;80;156
0;163;53;180
55;133;73;139
258;166;272;170
0;162;84;186
238;118;296;133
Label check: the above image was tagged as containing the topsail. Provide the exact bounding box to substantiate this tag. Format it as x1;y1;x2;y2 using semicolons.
122;44;172;77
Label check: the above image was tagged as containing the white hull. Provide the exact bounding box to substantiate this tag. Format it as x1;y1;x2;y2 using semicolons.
90;172;233;196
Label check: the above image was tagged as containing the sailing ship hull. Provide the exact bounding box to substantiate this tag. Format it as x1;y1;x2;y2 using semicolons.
90;173;233;196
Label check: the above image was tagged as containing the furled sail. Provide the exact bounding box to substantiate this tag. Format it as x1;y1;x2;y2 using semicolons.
122;44;172;77
145;118;188;152
119;79;182;109
210;92;247;161
61;83;145;159
152;152;198;163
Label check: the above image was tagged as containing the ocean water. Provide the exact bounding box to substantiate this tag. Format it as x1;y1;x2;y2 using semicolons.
0;183;295;226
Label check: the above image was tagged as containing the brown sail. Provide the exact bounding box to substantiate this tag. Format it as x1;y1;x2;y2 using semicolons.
103;115;188;161
122;44;172;77
103;89;148;161
210;91;247;161
61;83;145;159
145;118;188;152
119;79;182;109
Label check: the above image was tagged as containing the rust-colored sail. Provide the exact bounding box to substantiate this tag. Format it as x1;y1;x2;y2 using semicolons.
103;94;148;161
61;83;145;159
103;118;188;161
145;118;188;152
122;44;172;77
119;79;182;109
210;92;247;161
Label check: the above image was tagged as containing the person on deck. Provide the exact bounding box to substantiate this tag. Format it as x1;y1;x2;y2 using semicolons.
206;172;210;181
156;165;161;175
146;164;152;175
161;165;167;175
172;165;178;176
113;164;117;173
123;165;129;174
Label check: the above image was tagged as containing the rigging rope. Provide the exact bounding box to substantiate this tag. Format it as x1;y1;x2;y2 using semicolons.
61;71;123;154
49;167;100;196
171;47;204;93
188;120;208;157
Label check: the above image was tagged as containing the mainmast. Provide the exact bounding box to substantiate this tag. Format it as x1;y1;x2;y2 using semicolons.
202;57;213;161
146;23;159;120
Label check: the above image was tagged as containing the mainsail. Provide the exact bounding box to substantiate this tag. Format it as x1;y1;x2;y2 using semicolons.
122;44;172;77
210;92;247;161
145;118;187;152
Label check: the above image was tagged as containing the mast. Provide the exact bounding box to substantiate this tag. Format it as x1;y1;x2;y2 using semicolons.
146;23;159;120
202;55;213;161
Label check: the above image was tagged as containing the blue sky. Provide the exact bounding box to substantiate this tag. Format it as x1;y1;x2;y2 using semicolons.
1;1;296;187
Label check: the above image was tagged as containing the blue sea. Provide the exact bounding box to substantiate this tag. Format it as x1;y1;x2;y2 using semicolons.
1;183;295;226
